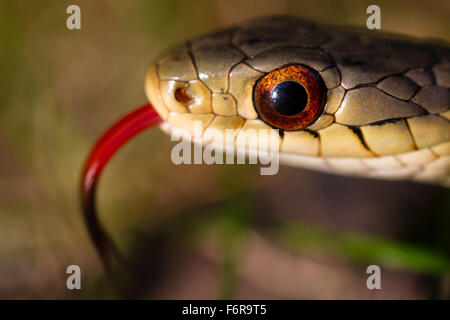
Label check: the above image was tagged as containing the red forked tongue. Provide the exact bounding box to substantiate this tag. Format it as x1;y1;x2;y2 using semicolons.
81;103;162;288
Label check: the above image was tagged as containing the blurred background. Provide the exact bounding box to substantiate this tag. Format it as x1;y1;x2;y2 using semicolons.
0;0;449;299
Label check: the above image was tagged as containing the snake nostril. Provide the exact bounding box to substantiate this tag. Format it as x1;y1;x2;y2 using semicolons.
175;86;192;105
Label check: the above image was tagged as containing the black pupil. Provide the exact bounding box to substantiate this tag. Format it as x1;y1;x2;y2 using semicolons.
271;81;308;116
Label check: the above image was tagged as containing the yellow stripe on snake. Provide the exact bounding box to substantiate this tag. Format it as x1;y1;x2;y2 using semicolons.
145;16;450;186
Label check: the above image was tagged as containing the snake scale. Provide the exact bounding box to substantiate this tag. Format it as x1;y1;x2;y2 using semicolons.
145;16;450;186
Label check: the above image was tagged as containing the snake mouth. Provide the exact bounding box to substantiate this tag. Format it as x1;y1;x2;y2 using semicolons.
145;63;170;122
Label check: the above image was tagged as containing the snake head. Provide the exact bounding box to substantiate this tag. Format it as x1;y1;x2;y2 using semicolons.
146;16;449;185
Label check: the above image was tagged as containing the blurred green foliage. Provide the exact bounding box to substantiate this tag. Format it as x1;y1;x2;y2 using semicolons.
272;221;450;275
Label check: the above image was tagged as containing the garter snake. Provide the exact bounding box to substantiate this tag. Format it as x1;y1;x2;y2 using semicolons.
145;16;450;186
82;15;450;286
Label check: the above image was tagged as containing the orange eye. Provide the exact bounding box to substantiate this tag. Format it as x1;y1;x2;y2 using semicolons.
253;64;326;131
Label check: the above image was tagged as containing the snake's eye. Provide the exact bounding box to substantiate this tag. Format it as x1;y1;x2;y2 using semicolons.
253;64;326;131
